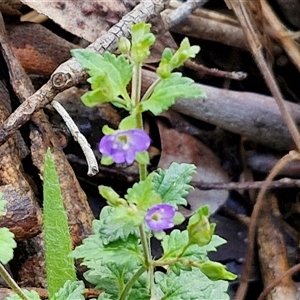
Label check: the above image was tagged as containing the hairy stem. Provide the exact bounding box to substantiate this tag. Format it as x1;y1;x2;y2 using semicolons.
119;265;147;300
131;63;142;107
141;77;161;102
139;224;151;268
0;263;29;300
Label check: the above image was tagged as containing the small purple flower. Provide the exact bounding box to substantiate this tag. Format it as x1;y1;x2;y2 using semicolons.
99;129;150;164
145;204;176;231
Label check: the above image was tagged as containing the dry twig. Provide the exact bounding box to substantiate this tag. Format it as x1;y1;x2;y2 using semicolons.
257;193;297;300
192;178;300;190
234;151;300;300
163;0;209;29
163;2;247;49
257;263;300;300
51;100;98;176
221;2;300;298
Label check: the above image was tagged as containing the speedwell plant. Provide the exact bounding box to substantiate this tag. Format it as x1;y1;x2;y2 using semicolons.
69;22;236;299
1;22;236;300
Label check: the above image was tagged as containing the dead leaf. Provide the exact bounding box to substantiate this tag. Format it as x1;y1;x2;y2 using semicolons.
7;23;76;75
157;121;229;214
19;0;140;42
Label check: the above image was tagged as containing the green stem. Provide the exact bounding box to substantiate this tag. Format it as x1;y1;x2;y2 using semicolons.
152;257;191;267
139;223;154;298
139;224;150;267
119;265;147;300
131;63;142;107
0;263;29;300
131;62;148;181
148;264;155;298
131;60;154;298
153;243;192;267
176;243;191;259
141;77;161;102
139;163;147;182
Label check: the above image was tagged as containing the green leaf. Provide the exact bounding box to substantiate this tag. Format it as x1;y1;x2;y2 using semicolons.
101;156;114;166
71;50;132;108
70;220;143;297
187;206;215;247
85;262;145;298
141;73;206;115
125;173;161;211
43;149;76;298
119;115;138;130
135;151;150;165
98;206;143;244
127;288;149;300
102;125;115;135
0;195;6;217
85;261;145;298
97;293;113;300
127;271;149;300
51;280;85;300
71;220;142;268
161;230;189;260
5;290;41;300
161;230;226;262
152;162;196;207
84;265;120;297
155;268;230;300
0;227;16;264
173;212;185;226
99;186;127;207
131;22;155;64
198;260;237;281
157;38;200;78
153;230;166;240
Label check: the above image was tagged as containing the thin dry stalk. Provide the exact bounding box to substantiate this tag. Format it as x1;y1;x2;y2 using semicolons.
234;151;300;300
191;178;300;190
260;1;300;73
224;2;300;298
257;263;300;300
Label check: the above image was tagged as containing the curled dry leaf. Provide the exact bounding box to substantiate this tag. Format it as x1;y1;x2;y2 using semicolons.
7;23;76;76
157;121;229;214
0;185;42;241
19;0;140;42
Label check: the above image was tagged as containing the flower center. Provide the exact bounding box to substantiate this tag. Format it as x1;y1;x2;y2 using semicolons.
117;134;128;144
151;212;161;222
115;134;130;150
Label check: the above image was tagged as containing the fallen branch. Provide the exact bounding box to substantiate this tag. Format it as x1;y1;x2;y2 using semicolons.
191;177;300;190
163;3;247;49
142;69;300;151
163;0;209;29
257;193;297;300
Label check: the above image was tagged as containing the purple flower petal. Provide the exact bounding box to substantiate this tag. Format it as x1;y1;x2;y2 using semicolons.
145;204;176;231
98;129;151;164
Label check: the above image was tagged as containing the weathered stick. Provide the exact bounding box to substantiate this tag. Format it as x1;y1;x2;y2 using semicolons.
192;178;300;190
162;4;247;49
163;0;209;29
142;69;300;152
257;193;297;300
